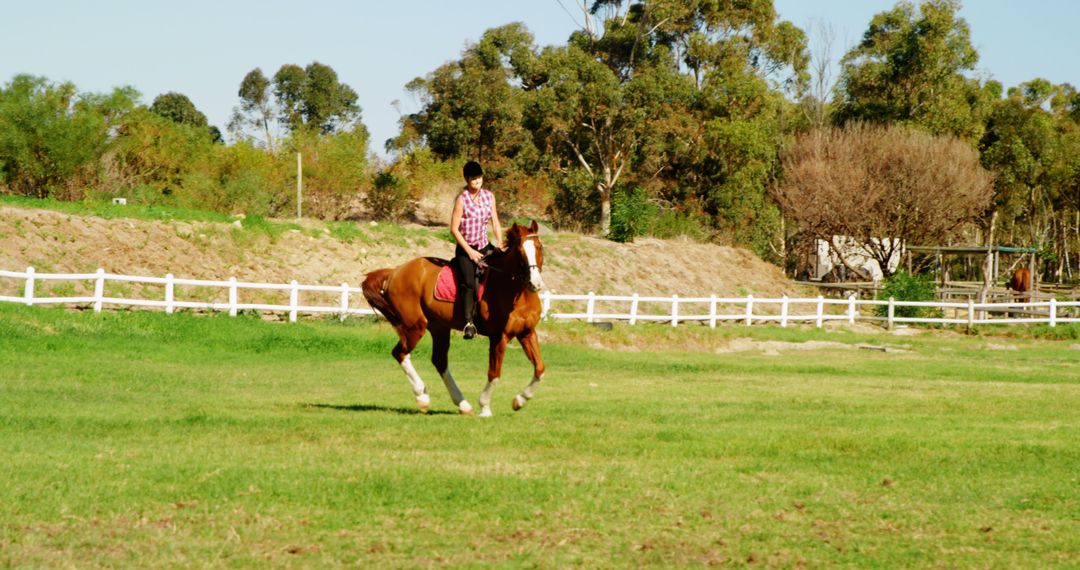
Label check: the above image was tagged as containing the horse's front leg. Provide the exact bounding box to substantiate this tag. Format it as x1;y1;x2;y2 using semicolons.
478;333;509;418
512;329;545;412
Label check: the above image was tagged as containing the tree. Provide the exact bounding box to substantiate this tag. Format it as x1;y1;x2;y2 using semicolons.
272;62;361;135
229;68;276;151
773;124;993;278
398;23;538;163
150;92;221;143
0;75;137;199
834;0;992;142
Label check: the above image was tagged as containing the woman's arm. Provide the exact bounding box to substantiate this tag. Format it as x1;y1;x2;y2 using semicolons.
489;194;504;249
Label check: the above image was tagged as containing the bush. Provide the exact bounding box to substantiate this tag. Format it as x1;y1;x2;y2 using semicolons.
875;270;939;319
609;186;656;243
548;168;599;232
365;171;415;221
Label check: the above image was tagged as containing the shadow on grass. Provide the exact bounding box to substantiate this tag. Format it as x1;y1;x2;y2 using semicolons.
303;403;456;416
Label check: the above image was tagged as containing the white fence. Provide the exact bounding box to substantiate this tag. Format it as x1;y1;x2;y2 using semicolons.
2;267;1079;328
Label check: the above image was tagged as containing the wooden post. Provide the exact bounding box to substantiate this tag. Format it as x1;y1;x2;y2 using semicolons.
708;294;717;328
629;293;639;325
289;280;299;323
296;152;303;222
815;295;824;328
780;295;789;328
670;294;679;327
165;273;175;314
745;294;754;326
93;268;105;313
887;297;895;330
586;292;595;323
340;283;350;322
23;266;35;306
847;293;857;324
228;277;238;317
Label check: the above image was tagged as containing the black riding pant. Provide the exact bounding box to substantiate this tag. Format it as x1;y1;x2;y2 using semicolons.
454;243;494;292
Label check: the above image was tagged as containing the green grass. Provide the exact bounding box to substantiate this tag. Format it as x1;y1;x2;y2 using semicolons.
0;194;234;224
1;304;1078;568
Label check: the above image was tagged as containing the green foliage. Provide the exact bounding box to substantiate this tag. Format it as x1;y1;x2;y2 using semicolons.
365;170;414;221
875;270;940;318
273;62;360;135
835;0;992;141
548;168;599;231
608;186;656;243
0;75;137;199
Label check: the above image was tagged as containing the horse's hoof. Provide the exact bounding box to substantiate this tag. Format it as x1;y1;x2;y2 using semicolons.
479;406;493;418
458;400;474;415
417;394;431;414
512;395;527;411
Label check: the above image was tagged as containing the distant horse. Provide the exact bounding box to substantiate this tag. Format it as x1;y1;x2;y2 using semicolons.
362;222;547;417
1008;267;1032;300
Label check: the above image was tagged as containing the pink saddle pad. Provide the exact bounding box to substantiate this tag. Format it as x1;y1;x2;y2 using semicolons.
434;264;485;303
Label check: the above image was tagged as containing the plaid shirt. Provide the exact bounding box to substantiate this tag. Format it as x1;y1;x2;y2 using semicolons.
458;188;493;249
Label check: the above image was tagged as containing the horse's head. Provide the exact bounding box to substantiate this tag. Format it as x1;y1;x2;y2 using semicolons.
506;220;545;292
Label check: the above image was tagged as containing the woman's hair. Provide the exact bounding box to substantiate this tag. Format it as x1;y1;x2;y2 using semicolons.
463;160;484;180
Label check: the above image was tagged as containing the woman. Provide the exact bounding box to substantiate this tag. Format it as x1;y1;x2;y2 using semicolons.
449;160;503;339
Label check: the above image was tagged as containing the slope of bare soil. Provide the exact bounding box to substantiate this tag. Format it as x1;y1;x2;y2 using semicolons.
0;205;808;302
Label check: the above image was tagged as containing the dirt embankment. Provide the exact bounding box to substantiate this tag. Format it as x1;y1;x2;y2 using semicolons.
0;205;806;300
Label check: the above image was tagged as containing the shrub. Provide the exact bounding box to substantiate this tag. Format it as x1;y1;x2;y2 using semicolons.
875;270;939;319
365;171;415;221
609;186;656;243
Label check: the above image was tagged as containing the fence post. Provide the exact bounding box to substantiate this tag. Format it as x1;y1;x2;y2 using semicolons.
629;293;639;325
671;294;679;327
887;297;895;331
165;273;175;314
816;295;825;328
586;292;595;323
1049;297;1057;328
780;295;789;328
228;277;238;317
847;293;857;324
289;280;299;323
745;294;754;327
541;291;551;320
967;298;975;329
23;266;35;306
93;268;105;313
708;294;717;328
340;283;350;322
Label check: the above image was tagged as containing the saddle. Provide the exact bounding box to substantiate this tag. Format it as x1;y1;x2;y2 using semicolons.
434;263;487;303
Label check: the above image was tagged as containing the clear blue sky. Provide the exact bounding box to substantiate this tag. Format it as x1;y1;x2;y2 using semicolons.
3;1;1077;158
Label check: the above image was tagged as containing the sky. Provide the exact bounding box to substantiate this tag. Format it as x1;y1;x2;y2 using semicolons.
3;1;1079;159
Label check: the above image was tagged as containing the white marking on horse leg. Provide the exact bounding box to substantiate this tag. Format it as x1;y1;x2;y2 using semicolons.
522;240;545;291
513;374;543;411
441;369;473;415
400;355;429;411
479;377;499;418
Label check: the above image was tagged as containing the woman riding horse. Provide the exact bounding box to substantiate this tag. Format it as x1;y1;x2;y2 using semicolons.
362;217;547;417
450;160;502;340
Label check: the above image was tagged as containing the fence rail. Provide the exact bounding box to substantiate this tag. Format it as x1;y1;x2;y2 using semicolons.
3;267;1079;328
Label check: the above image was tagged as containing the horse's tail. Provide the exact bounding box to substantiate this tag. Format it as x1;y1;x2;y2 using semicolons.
362;268;400;326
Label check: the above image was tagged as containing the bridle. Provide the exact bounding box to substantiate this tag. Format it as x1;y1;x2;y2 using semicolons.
481;234;543;284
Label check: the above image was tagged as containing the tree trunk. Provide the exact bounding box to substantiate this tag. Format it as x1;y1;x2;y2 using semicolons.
599;185;612;237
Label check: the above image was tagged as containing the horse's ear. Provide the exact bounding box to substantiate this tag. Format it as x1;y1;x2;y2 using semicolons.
529;219;538;233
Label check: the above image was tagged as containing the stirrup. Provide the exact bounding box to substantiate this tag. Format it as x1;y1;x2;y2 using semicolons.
463;321;477;340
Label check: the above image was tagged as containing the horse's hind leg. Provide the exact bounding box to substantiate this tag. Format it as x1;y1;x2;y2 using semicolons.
512;329;546;412
392;322;431;413
430;328;473;415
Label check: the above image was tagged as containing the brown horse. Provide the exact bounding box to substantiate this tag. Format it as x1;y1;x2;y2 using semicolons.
1008;267;1032;300
361;221;546;417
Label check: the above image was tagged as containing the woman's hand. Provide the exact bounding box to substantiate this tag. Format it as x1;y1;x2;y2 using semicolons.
467;247;485;264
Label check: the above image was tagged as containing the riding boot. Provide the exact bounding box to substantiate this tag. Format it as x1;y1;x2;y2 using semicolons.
462;287;477;340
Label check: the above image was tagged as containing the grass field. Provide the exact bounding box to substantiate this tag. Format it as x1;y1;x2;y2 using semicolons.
1;303;1078;568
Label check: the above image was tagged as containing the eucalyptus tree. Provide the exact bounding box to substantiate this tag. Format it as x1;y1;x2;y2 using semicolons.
272;62;361;135
228;68;276;151
150;92;221;143
398;23;537;164
834;0;993;142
